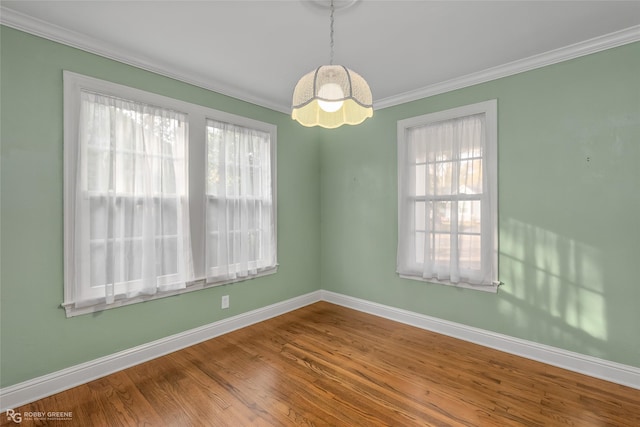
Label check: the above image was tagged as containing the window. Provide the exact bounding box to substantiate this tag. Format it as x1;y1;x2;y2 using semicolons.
205;120;276;282
396;100;498;292
63;72;277;317
71;91;192;307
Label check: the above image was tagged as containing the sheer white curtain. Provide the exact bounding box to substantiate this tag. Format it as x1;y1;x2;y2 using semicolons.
205;120;276;282
73;91;193;306
398;109;497;287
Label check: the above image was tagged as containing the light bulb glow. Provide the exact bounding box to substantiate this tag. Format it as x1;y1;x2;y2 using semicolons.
317;83;344;113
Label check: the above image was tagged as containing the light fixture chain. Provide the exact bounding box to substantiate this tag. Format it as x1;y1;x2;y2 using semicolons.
329;0;335;65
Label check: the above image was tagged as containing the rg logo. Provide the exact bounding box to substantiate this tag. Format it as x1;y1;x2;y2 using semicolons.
6;409;22;423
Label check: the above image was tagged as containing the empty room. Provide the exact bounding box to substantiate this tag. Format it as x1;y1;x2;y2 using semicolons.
1;1;639;425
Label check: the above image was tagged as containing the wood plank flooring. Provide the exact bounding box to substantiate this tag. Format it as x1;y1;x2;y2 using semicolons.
2;301;639;426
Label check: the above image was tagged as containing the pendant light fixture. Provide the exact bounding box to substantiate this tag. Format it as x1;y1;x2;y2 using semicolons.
292;0;373;129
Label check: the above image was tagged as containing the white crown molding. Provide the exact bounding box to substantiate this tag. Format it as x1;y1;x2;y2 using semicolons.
320;290;640;390
2;6;638;114
2;289;638;412
0;6;289;114
374;24;640;110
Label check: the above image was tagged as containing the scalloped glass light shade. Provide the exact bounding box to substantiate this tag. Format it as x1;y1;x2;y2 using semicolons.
292;65;373;129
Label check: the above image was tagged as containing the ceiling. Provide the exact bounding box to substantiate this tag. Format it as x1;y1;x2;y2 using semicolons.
2;1;639;113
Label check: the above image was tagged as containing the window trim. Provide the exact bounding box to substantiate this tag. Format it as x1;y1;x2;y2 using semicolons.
63;71;277;317
396;99;498;292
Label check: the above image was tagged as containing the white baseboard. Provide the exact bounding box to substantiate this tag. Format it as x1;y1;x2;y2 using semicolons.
320;290;640;390
0;291;322;412
2;289;638;411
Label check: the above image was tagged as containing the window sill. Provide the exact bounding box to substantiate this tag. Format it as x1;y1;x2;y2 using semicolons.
398;273;500;293
62;266;278;318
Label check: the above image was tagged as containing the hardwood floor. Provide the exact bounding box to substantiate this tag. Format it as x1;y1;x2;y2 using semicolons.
3;301;639;426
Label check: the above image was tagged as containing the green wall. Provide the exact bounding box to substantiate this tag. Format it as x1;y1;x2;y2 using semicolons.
320;41;640;368
1;25;639;390
0;27;321;388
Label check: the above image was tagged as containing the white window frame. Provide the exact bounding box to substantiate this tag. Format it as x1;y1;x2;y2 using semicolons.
63;71;277;317
396;99;498;292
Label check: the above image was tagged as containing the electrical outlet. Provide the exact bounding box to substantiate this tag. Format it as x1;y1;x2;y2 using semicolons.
221;295;229;309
